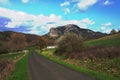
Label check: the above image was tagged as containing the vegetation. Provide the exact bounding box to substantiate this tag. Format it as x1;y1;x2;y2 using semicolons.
110;29;117;34
0;52;23;60
6;54;29;80
37;36;47;52
39;48;118;80
0;31;39;54
0;59;14;80
0;30;120;80
0;52;24;80
55;33;84;56
7;33;27;52
37;34;120;80
85;33;120;47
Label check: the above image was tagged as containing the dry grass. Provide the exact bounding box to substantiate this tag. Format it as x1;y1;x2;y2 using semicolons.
0;59;14;80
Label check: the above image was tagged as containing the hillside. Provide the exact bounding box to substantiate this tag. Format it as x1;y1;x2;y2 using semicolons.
45;24;107;40
85;33;120;47
0;31;39;53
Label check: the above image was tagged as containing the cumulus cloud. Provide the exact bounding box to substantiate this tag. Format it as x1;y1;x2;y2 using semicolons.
101;22;113;33
0;0;10;5
77;0;98;11
64;8;70;14
0;7;95;35
102;22;112;27
103;0;113;6
60;1;70;7
60;0;98;13
103;29;112;33
81;18;95;24
60;1;70;14
0;8;35;28
22;0;29;3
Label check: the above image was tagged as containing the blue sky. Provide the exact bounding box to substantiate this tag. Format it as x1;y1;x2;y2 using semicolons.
0;0;120;35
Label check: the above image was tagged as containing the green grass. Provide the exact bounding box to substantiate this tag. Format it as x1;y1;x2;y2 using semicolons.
0;52;22;60
85;34;120;47
6;53;29;80
38;48;118;80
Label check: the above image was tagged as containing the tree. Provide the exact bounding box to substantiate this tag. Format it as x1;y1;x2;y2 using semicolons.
110;29;117;34
37;37;47;52
55;33;84;55
7;33;27;52
118;30;120;33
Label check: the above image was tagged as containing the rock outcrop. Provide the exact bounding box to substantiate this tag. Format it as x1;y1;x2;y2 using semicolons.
46;24;107;40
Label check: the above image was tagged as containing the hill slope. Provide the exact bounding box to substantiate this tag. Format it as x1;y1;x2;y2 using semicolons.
0;31;39;53
85;33;120;47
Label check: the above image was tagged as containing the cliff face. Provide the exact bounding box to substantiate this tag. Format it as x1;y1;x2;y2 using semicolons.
49;28;62;37
46;24;107;40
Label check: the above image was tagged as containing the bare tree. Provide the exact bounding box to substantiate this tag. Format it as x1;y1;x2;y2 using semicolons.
7;33;27;52
37;36;47;52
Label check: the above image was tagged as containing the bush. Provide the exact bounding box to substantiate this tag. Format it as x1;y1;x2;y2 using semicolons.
71;46;120;59
55;33;84;56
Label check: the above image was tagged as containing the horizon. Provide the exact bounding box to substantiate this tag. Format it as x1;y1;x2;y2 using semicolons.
0;0;120;35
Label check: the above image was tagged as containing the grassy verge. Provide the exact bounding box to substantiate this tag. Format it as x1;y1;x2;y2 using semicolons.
0;52;22;60
38;48;118;80
6;53;29;80
85;34;120;47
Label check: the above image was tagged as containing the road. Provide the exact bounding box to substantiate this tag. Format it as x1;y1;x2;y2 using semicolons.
28;52;95;80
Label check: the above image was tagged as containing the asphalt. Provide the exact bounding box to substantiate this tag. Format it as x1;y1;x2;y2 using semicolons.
28;52;96;80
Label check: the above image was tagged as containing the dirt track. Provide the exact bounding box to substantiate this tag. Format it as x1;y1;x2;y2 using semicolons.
28;52;95;80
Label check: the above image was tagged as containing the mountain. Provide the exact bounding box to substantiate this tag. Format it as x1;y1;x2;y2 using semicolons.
45;24;107;40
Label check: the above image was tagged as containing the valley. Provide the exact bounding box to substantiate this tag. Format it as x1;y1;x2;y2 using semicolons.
0;24;120;80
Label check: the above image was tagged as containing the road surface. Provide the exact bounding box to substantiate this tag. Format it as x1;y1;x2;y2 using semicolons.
28;52;95;80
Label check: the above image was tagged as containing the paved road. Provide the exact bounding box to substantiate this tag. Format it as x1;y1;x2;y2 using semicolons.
28;52;95;80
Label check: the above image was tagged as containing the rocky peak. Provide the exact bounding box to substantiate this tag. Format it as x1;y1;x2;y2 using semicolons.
64;24;80;33
49;28;62;37
46;24;107;39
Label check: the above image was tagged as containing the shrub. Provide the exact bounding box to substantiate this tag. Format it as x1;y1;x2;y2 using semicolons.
55;33;84;56
0;59;14;80
72;46;120;59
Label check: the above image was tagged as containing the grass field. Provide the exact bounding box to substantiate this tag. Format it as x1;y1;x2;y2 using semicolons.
85;34;120;47
39;49;118;80
6;53;29;80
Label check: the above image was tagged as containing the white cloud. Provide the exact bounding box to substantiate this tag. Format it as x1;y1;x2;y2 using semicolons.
60;1;70;7
103;0;113;6
81;18;95;24
103;29;112;33
101;26;106;30
22;0;29;3
0;8;35;28
59;18;95;29
64;8;70;14
0;0;10;5
60;0;98;13
77;0;98;11
102;22;112;27
0;7;95;35
101;22;113;33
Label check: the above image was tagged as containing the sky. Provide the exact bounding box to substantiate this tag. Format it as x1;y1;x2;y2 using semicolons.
0;0;120;35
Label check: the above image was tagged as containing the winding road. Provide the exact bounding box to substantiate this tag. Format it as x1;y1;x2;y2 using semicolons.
28;52;95;80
